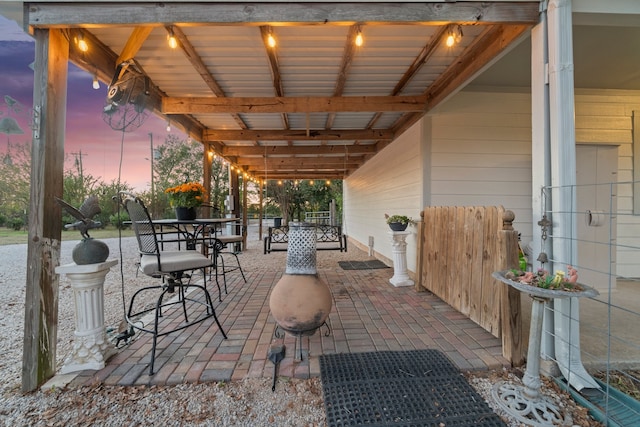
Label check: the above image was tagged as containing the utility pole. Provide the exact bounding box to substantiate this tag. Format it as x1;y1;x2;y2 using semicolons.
149;132;155;218
70;150;87;195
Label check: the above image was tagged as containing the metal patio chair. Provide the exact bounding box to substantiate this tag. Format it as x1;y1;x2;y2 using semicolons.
119;192;227;375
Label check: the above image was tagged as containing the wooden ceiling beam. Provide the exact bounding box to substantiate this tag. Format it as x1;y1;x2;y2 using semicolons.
239;156;363;166
28;2;541;26
205;129;393;141
258;172;347;180
222;145;377;156
163;95;427;114
248;163;360;172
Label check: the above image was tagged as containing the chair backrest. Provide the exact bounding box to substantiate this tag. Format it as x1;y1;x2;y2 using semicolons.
119;192;161;261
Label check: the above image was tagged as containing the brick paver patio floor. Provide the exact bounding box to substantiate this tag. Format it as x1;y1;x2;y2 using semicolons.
68;239;509;387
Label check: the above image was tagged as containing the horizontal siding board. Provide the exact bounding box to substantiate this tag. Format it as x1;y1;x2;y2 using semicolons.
575;129;632;143
433;126;531;141
432;139;531;154
575;116;631;130
432;166;531;182
432;153;531;168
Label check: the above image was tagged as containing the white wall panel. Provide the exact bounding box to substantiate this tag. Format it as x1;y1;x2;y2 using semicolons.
344;121;423;274
344;88;640;277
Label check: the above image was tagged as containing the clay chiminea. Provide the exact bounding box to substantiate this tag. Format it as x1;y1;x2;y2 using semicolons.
269;222;332;344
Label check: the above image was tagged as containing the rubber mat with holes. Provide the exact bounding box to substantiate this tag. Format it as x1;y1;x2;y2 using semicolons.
320;349;506;427
338;260;390;270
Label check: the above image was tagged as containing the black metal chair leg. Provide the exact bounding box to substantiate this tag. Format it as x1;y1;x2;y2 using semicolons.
219;255;228;294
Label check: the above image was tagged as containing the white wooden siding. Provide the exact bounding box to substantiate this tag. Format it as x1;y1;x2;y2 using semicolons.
344;88;640;278
344;121;423;274
430;91;533;245
575;89;640;277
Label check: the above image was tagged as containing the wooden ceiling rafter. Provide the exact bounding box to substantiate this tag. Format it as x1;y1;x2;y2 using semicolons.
66;26;209;145
391;23;530;137
29;2;541;180
260;25;290;132
116;25;153;64
166;24;250;138
325;23;361;133
357;24;454;165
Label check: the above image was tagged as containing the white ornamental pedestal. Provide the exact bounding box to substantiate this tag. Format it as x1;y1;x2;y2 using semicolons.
55;259;118;373
388;231;414;287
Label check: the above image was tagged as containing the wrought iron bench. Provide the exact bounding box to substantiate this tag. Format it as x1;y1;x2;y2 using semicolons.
264;224;347;254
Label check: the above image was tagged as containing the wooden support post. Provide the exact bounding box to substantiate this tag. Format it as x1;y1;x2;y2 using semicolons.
242;173;248;250
416;210;425;291
498;210;524;366
23;28;68;392
258;181;264;241
203;144;213;204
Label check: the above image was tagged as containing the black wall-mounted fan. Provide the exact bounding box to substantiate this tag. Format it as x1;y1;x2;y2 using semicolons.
102;60;151;132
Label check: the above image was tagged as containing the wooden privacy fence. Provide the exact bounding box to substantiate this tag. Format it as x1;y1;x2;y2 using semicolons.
418;206;524;365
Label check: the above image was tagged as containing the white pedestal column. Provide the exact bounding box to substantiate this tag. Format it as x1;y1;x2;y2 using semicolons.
388;231;414;287
55;259;118;373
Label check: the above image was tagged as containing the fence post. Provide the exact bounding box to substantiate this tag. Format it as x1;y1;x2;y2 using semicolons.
416;210;425;291
498;210;524;366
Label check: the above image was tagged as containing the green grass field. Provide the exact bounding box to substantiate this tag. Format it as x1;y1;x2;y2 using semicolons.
0;227;135;246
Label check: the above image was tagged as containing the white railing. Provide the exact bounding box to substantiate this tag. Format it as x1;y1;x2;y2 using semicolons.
305;211;331;224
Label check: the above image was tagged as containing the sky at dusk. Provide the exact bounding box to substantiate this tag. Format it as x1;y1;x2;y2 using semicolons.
0;15;180;191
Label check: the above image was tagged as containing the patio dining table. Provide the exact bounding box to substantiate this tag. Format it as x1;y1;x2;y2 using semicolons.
152;217;239;251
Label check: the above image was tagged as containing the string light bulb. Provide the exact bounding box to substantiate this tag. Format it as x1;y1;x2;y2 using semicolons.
166;120;171;132
355;31;363;47
167;28;178;49
92;74;100;90
76;34;88;52
267;32;276;48
446;25;463;47
446;33;455;47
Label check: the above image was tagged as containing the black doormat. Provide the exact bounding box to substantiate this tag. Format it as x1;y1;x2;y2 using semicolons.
320;350;506;427
338;260;390;270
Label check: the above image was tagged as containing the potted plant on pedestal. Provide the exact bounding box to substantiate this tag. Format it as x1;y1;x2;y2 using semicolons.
165;182;206;220
385;214;414;231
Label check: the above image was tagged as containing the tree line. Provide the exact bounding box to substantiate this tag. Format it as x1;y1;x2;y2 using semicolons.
0;134;343;231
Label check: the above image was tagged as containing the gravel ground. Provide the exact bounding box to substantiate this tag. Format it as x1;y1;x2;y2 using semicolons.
0;232;602;426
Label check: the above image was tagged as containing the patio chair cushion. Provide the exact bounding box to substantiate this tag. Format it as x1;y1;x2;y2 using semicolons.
140;250;213;276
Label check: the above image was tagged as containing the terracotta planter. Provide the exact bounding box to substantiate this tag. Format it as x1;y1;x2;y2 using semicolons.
175;206;196;221
269;222;332;336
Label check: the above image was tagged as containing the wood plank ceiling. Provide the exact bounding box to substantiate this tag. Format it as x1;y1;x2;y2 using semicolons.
26;1;540;180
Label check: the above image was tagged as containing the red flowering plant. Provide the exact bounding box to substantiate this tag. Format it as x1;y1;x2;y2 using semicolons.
164;182;206;208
